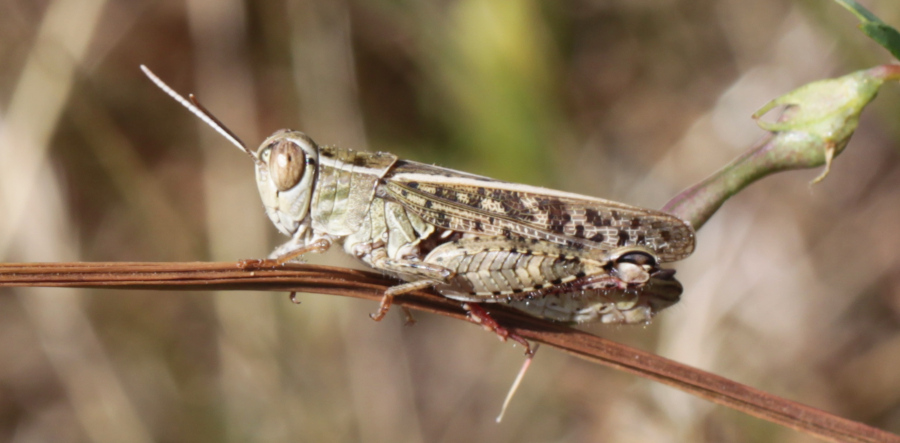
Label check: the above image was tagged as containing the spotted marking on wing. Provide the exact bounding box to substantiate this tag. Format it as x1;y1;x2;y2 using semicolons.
383;161;695;262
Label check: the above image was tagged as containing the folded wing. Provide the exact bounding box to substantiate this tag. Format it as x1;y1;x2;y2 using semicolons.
380;160;695;263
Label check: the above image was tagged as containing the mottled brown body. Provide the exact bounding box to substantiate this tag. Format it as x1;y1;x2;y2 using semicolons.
249;130;694;325
141;65;694;327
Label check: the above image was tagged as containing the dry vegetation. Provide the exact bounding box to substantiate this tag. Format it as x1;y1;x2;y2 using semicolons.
0;0;899;442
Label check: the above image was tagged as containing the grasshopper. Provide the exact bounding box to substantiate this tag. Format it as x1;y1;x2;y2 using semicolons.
142;66;695;349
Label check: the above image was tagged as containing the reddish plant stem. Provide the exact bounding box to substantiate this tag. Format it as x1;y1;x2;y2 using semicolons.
0;261;896;443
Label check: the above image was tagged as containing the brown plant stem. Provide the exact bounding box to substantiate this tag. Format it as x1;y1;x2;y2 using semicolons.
0;261;896;443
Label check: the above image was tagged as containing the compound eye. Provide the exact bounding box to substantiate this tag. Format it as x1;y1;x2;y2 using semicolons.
268;140;305;191
617;251;657;267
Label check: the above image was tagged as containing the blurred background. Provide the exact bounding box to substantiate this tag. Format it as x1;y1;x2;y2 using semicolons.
1;0;899;441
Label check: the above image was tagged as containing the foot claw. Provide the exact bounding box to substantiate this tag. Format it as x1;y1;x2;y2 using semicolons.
369;289;398;322
464;303;533;356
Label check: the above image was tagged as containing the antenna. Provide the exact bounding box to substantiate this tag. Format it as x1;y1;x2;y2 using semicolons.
140;65;258;163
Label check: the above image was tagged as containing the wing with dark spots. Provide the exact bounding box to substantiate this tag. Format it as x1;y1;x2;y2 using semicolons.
381;160;695;262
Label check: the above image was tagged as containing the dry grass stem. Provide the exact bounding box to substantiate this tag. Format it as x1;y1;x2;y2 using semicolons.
0;261;896;443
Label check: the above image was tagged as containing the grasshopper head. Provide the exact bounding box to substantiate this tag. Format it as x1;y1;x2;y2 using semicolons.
253;130;319;236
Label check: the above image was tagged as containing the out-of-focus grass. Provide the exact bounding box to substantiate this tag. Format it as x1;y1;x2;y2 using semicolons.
0;0;899;442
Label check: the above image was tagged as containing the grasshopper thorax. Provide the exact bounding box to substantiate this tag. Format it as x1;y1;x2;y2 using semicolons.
254;130;319;237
